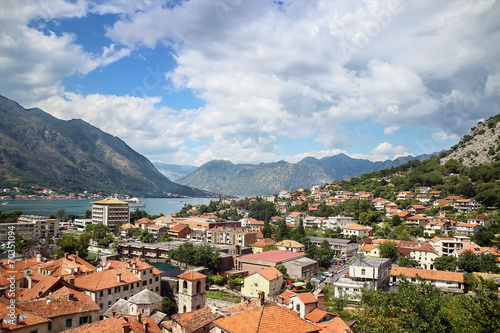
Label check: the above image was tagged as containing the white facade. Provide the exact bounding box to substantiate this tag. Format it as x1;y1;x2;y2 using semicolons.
325;216;357;230
74;219;93;231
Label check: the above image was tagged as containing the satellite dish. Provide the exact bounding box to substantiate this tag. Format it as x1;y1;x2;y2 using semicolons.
3;318;13;325
19;314;27;321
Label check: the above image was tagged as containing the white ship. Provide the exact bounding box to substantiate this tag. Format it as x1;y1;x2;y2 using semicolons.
124;197;146;208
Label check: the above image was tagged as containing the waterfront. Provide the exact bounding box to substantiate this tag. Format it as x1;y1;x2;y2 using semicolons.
0;197;216;217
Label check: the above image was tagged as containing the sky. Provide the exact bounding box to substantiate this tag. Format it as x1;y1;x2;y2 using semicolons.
1;0;500;167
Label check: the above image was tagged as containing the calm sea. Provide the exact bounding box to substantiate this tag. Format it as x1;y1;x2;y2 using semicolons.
0;197;216;217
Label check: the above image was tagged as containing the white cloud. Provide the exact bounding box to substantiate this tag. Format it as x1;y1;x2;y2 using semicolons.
351;142;410;161
383;126;400;135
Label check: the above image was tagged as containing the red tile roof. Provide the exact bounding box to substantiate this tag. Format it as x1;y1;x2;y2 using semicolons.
255;267;283;281
304;308;332;323
73;267;139;291
213;304;320;333
66;315;161;333
251;238;276;247
178;270;207;281
0;298;50;330
172;306;222;333
390;266;464;283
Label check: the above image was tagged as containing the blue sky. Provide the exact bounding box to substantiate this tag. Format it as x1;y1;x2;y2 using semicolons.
2;0;500;166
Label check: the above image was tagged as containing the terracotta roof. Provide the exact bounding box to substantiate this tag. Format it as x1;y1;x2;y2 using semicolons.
0;257;39;286
213;304;320;333
170;224;189;232
315;317;353;333
412;243;438;255
93;199;128;204
18;286;99;318
18;275;81;301
0;298;50;330
255;267;283;281
178;270;207;281
360;244;378;252
136;217;153;224
294;292;317;304
288;212;303;217
73;267;139;291
408;214;428;221
304;309;332;323
251;238;276;247
65;315;161;333
37;254;96;276
172;306;222;333
279;290;295;305
391;266;465;283
343;223;370;230
275;240;304;248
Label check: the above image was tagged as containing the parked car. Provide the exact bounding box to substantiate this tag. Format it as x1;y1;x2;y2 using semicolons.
323;271;333;277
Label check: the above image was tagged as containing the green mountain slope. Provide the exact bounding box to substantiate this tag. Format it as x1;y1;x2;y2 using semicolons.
0;96;210;197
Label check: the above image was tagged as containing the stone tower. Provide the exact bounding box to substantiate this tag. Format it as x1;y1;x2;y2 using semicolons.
177;270;207;314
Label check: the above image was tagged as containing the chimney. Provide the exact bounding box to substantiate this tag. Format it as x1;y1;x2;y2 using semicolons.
69;278;75;285
68;293;75;301
143;320;149;333
316;294;327;311
64;253;68;260
258;290;265;306
111;309;116;318
37;253;42;262
54;254;58;260
46;299;52;304
117;273;121;283
122;323;131;333
136;312;142;323
74;251;79;262
14;314;19;326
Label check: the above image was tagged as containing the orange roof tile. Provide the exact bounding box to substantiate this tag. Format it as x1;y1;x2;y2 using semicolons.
213;304;320;333
0;298;50;330
390;266;464;283
294;292;317;304
66;315;161;333
279;290;295;305
73;267;139;291
178;270;207;281
315;317;352;333
304;309;333;323
360;244;378;252
255;267;283;281
172;306;222;333
343;223;370;230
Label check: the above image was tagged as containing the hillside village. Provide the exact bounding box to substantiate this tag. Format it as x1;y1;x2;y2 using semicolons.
1;154;499;333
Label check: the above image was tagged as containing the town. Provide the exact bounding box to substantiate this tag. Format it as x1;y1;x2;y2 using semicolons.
1;173;499;333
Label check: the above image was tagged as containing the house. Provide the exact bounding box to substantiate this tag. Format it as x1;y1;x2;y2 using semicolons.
0;256;40;289
18;287;100;332
250;238;276;253
65;313;161;333
429;190;444;197
444;195;464;202
282;257;319;280
308;237;358;258
333;278;371;302
168;224;192;239
454;222;480;237
453;243;500;260
453;199;481;213
206;227;257;246
397;191;414;201
467;215;497;228
406;205;427;215
429;236;471;257
359;244;379;257
410;243;439;270
416;194;433;204
213;303;321;333
417;187;431;194
73;258;162;319
390;267;466;293
278;190;291;199
0;299;50;332
170;306;221;333
103;289;164;320
324;216;357;230
406;214;429;228
349;257;391;290
304;216;325;229
286;292;327;318
424;221;450;236
286;212;306;226
241;266;283;298
121;223;140;237
147;225;168;240
275;240;305;252
433;199;452;208
342;223;372;238
136;218;154;230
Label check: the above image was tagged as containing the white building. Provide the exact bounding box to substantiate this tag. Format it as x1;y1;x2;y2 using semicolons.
92;199;130;228
325;216;357;230
74;218;93;231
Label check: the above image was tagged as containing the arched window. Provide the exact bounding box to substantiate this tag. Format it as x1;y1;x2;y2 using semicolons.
183;280;188;291
196;280;201;293
183;305;187;313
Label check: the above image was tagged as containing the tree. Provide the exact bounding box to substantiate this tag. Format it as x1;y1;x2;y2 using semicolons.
276;219;289;242
390;214;402;227
293;219;306;243
56;209;66;221
55;234;90;259
139;230;154;243
209;274;226;286
398;256;420;268
162;297;178;316
379;241;399;263
457;250;481;273
433;256;458;271
84;223;112;243
158;232;170;242
276;264;287;276
262;220;272;239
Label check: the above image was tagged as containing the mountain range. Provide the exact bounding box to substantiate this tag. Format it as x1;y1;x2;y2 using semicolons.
153;162;197;182
177;153;432;196
0;95;211;197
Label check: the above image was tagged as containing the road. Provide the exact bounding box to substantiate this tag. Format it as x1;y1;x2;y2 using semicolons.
313;264;349;295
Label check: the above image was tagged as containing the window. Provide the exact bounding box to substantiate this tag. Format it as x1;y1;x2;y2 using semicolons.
155;276;159;282
48;321;52;330
108;289;111;295
150;269;152;273
361;269;366;275
124;285;129;291
149;278;152;284
66;319;73;328
108;301;112;307
156;286;159;292
131;283;134;289
137;282;139;287
99;303;103;309
99;290;103;297
143;281;147;286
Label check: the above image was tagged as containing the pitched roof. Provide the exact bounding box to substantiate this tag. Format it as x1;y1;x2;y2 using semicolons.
412;243;438;255
343;223;370;230
294;292;317;304
65;315;161;333
360;244;378;252
128;288;163;304
18;275;81;301
170;224;189;232
275;240;304;248
36;254;96;276
0;298;50;330
251;238;276;247
315;317;352;333
213;304;320;333
171;306;222;333
178;270;207;281
93;199;128;204
18;286;99;318
73;267;139;291
254;267;283;281
278;290;295;305
390;266;465;283
304;308;332;323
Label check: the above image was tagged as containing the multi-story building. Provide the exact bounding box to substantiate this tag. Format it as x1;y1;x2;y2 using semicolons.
324;216;357;230
73;218;93;231
241;266;283;298
342;223;372;238
349;257;391;290
429;236;471;257
0;215;59;242
206;227;257;246
453;199;481;213
147;225;168;240
454;222;480;237
409;243;439;270
467;215;497;228
91;199;130;228
73;258;161;319
308;237;358;257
